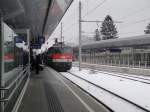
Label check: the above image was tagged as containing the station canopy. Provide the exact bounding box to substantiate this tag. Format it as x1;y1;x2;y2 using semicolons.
0;0;73;40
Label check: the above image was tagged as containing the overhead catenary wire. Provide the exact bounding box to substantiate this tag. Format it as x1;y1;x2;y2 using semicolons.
83;0;107;18
82;0;149;33
63;22;78;33
62;2;79;33
119;5;150;20
82;31;95;34
120;17;150;29
50;1;79;37
119;30;144;35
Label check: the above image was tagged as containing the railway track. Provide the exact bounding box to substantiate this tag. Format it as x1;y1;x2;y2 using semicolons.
85;67;150;84
97;70;150;84
74;64;150;84
61;72;150;112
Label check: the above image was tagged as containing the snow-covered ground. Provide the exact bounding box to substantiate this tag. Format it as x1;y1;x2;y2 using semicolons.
82;68;150;84
79;62;150;80
61;67;150;112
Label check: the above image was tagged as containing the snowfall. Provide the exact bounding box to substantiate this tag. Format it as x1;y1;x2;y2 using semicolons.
61;66;150;112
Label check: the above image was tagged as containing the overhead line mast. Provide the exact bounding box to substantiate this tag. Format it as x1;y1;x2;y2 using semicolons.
60;22;64;43
61;22;63;43
79;1;82;71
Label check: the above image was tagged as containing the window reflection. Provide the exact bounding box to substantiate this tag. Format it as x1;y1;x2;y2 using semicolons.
3;22;29;85
3;23;15;73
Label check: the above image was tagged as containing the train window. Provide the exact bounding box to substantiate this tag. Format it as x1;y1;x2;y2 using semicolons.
48;47;61;54
48;47;72;54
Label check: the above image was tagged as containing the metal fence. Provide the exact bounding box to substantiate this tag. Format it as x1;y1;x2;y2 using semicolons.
82;57;150;69
0;66;30;112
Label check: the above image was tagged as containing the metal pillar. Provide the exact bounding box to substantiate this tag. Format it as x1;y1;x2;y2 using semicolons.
0;16;5;112
61;22;63;43
145;53;148;68
79;1;82;71
27;29;30;76
132;48;134;67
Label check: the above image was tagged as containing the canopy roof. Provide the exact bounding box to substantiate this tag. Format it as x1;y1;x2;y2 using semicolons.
83;35;150;49
0;0;73;39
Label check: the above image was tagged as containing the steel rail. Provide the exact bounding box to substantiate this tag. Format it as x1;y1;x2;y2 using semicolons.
59;72;114;112
82;63;150;81
97;70;150;84
66;72;150;112
85;67;150;84
74;64;150;84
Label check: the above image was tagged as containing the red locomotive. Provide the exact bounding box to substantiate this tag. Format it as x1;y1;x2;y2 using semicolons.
44;41;73;72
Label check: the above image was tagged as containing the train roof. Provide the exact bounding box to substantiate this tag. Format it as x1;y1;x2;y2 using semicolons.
82;34;150;49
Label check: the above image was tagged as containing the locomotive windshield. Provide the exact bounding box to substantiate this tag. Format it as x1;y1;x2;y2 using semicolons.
48;47;72;54
61;47;73;53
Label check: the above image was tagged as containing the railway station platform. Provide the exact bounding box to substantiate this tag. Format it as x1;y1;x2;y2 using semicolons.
18;67;110;112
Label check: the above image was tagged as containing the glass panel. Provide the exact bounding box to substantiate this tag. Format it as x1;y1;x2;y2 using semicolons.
0;15;3;112
2;22;25;86
0;17;2;82
4;23;15;73
0;20;30;112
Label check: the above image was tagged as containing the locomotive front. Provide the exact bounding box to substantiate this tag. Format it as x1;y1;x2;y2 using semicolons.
46;44;73;72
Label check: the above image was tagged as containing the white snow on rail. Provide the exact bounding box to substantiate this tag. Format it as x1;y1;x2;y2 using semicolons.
81;62;150;80
61;67;150;112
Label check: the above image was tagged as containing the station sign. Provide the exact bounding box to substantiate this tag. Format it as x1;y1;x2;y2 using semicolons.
109;48;121;53
31;43;41;49
15;36;25;43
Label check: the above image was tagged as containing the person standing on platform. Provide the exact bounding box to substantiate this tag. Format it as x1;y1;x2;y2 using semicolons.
35;54;40;74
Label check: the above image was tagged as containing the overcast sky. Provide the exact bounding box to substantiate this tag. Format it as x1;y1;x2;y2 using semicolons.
42;0;150;50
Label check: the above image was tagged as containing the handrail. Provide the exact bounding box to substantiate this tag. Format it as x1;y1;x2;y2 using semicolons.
0;66;30;102
4;71;28;102
0;66;28;90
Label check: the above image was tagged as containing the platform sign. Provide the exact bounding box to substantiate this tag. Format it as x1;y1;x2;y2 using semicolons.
109;48;121;53
15;36;24;43
31;43;41;49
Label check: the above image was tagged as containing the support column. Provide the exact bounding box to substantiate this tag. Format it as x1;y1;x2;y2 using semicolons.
79;1;82;71
27;29;30;76
132;48;134;67
0;15;5;112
